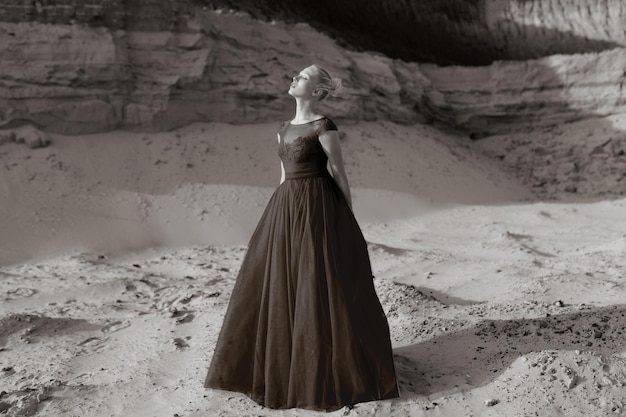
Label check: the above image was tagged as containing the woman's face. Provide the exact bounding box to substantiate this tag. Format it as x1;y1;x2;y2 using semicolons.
288;66;320;99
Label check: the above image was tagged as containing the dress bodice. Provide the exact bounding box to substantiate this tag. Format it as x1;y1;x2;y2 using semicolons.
277;117;338;180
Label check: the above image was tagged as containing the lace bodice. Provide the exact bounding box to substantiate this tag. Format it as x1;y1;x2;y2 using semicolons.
277;117;338;167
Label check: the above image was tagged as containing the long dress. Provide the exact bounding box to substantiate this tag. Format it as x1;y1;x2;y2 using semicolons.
204;117;399;411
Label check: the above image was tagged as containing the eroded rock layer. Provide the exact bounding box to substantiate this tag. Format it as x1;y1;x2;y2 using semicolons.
0;5;624;135
204;0;626;65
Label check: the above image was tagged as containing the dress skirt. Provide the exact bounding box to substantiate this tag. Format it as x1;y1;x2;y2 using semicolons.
205;172;399;411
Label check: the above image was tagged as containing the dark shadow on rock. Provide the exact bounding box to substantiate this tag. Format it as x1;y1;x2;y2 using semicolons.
465;53;626;201
200;0;623;66
393;304;626;398
407;20;626;200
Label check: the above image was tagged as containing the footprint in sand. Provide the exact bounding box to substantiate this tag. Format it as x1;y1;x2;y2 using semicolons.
0;385;53;415
77;336;109;355
504;231;533;241
179;291;202;304
173;337;190;350
100;320;131;333
176;313;195;324
78;336;102;346
367;241;412;256
504;231;556;257
6;287;37;298
170;308;195;324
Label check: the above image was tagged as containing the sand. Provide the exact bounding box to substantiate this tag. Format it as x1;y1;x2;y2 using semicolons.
0;117;625;416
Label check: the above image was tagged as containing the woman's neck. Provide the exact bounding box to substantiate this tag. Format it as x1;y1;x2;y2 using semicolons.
292;98;319;123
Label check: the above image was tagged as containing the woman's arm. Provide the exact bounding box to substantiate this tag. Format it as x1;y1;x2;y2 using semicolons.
277;133;286;184
319;130;353;209
280;161;286;184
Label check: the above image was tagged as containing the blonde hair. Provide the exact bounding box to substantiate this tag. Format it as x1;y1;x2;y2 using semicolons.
311;64;343;101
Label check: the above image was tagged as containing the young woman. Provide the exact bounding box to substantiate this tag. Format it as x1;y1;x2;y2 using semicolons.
205;64;399;411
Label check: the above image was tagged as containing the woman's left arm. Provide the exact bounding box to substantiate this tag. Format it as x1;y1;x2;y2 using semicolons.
278;133;286;184
319;130;353;209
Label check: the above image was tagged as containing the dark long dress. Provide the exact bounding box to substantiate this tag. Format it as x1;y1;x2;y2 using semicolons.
204;117;399;411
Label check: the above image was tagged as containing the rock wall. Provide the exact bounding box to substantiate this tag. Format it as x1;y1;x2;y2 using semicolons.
2;0;624;65
0;7;624;135
482;0;626;61
0;23;129;133
420;49;626;136
206;0;626;65
0;0;194;30
0;10;434;133
0;0;126;27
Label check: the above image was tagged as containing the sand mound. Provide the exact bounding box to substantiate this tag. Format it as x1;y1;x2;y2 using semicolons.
1;243;624;416
0;120;528;266
1;119;625;416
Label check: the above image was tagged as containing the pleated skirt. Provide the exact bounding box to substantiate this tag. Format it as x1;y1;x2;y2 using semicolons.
205;174;399;411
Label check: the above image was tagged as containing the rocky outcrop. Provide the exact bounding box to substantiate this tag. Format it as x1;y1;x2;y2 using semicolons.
207;0;626;65
0;8;624;135
0;125;50;148
1;0;624;65
0;0;189;31
0;11;434;133
0;23;128;134
420;49;626;136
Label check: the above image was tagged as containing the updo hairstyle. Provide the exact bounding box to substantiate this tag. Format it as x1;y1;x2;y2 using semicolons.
312;64;343;101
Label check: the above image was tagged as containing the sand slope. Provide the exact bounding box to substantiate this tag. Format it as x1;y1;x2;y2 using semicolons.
0;120;528;265
0;119;625;416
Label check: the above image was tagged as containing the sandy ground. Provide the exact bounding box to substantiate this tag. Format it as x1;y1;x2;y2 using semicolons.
0;118;625;416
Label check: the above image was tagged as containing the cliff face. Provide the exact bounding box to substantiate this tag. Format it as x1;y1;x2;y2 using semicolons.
0;0;189;31
205;0;626;65
0;2;624;135
0;10;435;133
1;0;624;65
0;23;128;133
420;49;626;136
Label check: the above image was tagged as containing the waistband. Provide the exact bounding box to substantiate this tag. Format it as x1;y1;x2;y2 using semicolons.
284;170;331;180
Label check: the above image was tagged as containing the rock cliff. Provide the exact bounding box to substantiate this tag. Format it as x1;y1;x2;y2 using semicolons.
205;0;626;65
420;49;626;136
0;10;434;133
0;2;624;135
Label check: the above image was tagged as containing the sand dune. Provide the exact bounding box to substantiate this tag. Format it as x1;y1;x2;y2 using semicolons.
0;120;528;265
1;118;625;416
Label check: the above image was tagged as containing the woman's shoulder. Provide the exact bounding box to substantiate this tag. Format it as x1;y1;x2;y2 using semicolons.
315;116;338;132
278;119;291;132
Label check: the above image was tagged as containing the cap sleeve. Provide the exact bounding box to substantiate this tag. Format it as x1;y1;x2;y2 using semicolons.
317;117;338;134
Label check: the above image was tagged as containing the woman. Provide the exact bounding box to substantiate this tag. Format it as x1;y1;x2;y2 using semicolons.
205;64;399;411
